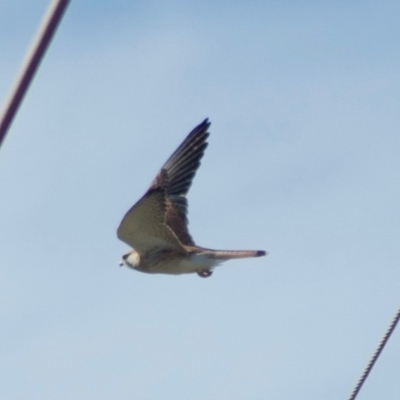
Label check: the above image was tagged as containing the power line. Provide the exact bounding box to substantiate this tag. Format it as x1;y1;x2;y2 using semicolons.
0;0;70;150
348;305;400;400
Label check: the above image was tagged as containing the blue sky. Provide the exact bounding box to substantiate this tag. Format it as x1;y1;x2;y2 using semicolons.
1;1;400;399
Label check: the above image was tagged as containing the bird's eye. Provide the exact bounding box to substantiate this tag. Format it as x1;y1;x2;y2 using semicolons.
122;254;128;260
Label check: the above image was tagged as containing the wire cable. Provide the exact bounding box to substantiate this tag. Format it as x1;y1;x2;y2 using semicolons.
0;0;70;150
348;305;400;400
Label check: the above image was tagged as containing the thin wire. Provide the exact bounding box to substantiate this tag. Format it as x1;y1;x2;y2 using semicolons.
0;0;70;150
348;305;400;400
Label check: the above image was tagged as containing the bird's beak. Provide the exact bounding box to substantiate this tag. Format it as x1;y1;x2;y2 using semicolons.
119;261;124;267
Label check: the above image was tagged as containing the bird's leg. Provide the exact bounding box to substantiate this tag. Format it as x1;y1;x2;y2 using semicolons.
197;270;213;278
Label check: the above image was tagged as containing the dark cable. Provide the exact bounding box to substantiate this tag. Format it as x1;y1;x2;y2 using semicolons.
0;0;70;149
348;305;400;400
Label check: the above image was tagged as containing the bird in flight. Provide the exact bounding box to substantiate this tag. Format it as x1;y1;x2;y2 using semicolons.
117;119;266;278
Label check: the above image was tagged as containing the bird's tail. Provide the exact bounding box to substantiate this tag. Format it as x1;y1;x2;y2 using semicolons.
200;248;267;260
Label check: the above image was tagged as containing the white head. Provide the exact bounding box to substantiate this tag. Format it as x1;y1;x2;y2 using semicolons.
119;250;140;269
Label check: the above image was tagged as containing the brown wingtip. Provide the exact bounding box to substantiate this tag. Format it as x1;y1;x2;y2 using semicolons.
256;250;267;257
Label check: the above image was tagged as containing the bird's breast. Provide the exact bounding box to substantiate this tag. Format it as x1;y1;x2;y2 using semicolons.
140;251;219;275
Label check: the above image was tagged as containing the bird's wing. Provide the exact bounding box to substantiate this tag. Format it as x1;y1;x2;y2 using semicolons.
117;186;186;255
151;119;210;245
117;119;210;252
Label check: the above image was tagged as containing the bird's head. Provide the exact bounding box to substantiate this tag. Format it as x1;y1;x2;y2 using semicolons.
119;250;140;269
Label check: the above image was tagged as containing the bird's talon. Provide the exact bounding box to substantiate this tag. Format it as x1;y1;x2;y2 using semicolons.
197;270;213;278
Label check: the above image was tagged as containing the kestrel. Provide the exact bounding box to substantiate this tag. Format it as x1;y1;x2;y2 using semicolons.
117;119;266;278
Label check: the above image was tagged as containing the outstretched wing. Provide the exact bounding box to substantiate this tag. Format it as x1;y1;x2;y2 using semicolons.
152;118;210;245
117;119;210;253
